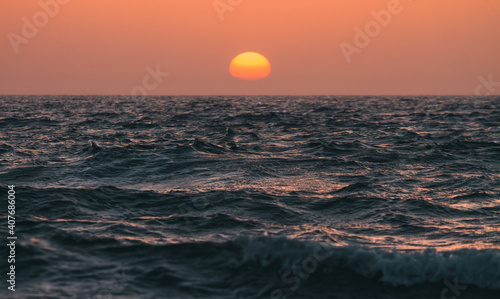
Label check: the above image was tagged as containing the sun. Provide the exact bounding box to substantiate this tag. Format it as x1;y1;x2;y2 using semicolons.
229;52;271;80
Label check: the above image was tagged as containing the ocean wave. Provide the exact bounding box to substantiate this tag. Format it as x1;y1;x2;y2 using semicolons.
231;236;500;289
13;235;500;298
1;95;499;298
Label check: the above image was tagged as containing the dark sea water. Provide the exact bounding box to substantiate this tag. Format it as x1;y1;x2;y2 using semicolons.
1;95;499;299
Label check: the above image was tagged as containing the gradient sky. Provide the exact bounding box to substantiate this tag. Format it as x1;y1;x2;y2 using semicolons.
1;0;499;95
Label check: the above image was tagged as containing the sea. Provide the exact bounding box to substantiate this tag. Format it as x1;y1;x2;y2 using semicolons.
0;95;499;298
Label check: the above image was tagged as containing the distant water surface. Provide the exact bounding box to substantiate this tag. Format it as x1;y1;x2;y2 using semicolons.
0;96;499;298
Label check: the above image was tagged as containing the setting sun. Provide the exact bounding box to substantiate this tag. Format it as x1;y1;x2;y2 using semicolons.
2;1;500;298
229;52;271;81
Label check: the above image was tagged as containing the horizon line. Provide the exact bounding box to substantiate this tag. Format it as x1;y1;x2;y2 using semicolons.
1;94;499;97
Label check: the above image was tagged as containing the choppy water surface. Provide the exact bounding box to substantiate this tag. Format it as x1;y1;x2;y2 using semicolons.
0;96;499;298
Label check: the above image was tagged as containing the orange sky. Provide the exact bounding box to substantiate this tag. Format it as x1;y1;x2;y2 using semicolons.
1;0;499;95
